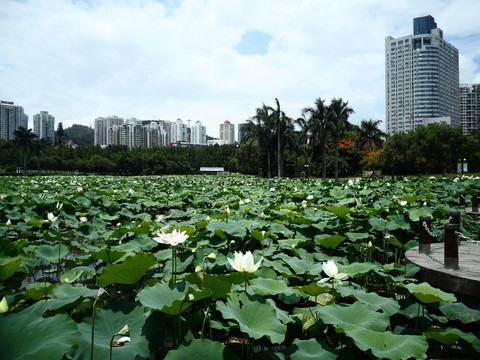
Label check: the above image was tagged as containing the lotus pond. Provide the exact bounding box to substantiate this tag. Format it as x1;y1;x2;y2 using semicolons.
1;175;480;359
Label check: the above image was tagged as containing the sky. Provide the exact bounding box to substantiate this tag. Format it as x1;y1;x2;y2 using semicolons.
1;0;479;138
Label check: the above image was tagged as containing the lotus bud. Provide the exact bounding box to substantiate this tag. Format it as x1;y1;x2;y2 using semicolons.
6;219;11;227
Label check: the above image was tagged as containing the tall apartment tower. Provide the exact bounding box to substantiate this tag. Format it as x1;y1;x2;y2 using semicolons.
0;100;28;141
385;15;459;134
94;115;124;146
220;120;235;144
191;120;207;145
33;111;55;143
459;84;480;135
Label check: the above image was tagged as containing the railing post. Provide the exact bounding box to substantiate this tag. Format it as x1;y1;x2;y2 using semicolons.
460;192;466;207
472;193;479;213
419;215;431;254
449;210;461;246
444;223;459;270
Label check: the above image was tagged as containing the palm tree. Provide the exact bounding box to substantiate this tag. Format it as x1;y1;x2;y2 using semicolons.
272;98;287;177
301;97;329;179
327;98;354;181
32;138;48;176
243;104;274;177
14;126;37;175
356;119;386;153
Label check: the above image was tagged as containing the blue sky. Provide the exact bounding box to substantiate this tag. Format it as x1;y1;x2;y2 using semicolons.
1;0;479;137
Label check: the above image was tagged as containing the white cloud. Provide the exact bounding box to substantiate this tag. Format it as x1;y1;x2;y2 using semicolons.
1;0;479;137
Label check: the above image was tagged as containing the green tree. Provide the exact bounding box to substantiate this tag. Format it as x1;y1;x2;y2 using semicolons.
14;126;37;175
32;138;48;175
356;119;385;153
56;122;65;145
327;98;354;181
301;97;329;178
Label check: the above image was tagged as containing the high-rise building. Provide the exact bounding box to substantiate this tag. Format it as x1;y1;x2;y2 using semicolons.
237;123;248;144
460;84;480;135
33;111;55;143
385;15;459;134
171;118;189;144
94;115;124;146
191;120;206;145
0;100;28;141
220;120;235;144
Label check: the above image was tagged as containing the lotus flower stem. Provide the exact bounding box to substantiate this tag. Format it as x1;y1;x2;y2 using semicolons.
172;247;176;285
91;297;98;360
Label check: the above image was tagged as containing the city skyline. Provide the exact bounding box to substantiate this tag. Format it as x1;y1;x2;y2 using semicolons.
1;0;480;138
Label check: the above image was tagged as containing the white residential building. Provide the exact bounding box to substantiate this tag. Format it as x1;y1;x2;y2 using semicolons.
33;111;55;143
220;120;235;144
385;15;459;134
459;84;480;135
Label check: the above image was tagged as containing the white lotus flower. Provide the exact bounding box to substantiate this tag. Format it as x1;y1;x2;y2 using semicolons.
47;213;57;222
228;251;261;273
399;200;407;206
79;216;88;223
153;229;189;246
318;260;348;284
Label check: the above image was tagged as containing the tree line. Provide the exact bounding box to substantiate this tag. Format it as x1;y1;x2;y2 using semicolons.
2;98;479;177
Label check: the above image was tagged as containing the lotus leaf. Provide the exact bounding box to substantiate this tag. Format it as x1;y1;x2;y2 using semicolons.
217;292;287;344
0;256;22;281
0;301;80;360
164;339;239;360
97;253;157;286
404;282;456;303
285;338;336;360
347;328;428;360
137;281;193;315
425;328;480;352
315;301;389;332
439;302;480;324
74;301;150;360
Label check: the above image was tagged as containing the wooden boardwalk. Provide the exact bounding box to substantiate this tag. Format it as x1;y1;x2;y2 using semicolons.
405;242;480;298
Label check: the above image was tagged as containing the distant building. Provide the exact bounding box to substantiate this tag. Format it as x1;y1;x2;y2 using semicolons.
191;120;207;145
0;100;28;141
33;111;55;143
94;115;124;146
385;15;459;134
460;84;480;135
171;118;189;144
220;120;235;144
237;123;248;144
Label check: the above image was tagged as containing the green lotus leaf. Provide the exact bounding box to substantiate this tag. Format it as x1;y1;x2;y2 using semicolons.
74;301;150;360
217;292;287;344
424;328;480;352
249;278;299;297
408;207;432;222
325;205;351;219
273;253;323;275
369;216;386;231
268;223;295;237
26;282;55;300
347;328;428;360
97;253;157;286
206;221;246;240
403;282;456;303
329;187;345;199
0;301;80;360
315;234;345;249
74;196;91;207
286;338;337;360
60;268;84;283
164;338;238;360
0;256;22;281
336;286;400;317
184;272;232;299
136;281;192;315
439;302;480;324
315;301;389;332
386;215;409;230
294;282;329;296
41;284;98;312
338;262;380;278
90;248;127;263
345;232;371;242
34;244;70;264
